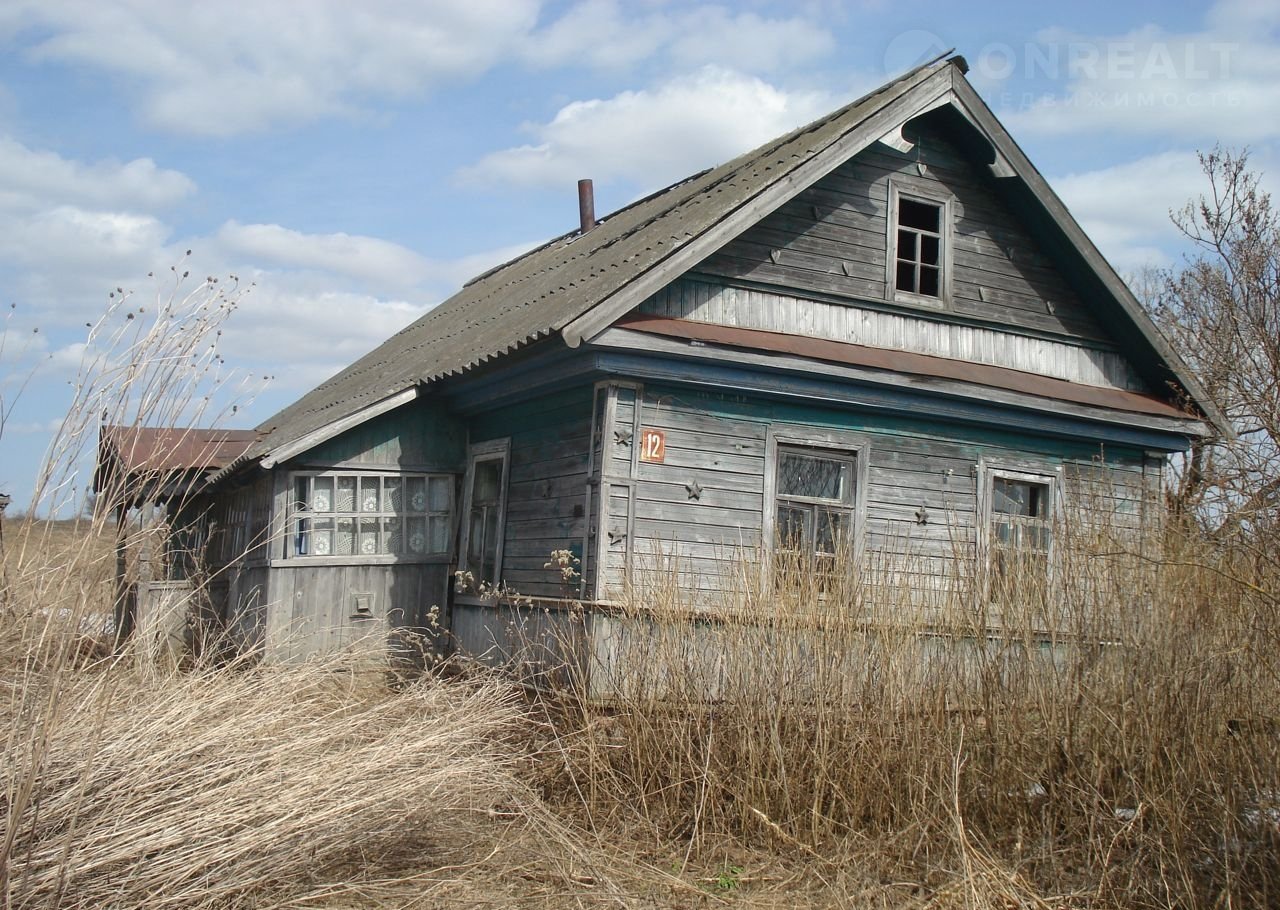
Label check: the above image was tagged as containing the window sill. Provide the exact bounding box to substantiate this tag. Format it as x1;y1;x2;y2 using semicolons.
269;554;451;568
888;289;949;313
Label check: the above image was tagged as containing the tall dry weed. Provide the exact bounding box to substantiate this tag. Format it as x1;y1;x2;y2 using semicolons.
530;519;1280;907
1;658;541;909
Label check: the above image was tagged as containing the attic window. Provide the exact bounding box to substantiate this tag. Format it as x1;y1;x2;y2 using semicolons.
888;182;950;308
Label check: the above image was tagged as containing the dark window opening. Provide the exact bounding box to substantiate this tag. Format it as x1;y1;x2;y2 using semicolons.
894;196;944;299
466;457;505;586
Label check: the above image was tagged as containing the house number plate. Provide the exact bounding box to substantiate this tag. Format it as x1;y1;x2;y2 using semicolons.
639;428;666;463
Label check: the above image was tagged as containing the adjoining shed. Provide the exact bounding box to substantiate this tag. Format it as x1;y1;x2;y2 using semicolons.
99;55;1222;674
96;425;258;654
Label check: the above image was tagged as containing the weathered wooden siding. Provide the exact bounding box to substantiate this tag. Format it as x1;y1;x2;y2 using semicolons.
468;387;593;599
247;398;466;662
265;562;450;662
294;397;466;470
223;563;269;652
451;600;589;683
640;278;1145;391
591;380;1156;603
675;119;1141;387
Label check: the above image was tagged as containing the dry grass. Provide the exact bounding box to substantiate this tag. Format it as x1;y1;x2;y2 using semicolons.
0;517;648;910
4;661;532;908
4;522;1279;909
524;524;1280;909
5;515;1279;909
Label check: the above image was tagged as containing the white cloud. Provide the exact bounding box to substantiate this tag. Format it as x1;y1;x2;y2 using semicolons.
0;136;194;211
995;2;1280;142
0;206;172;315
667;8;835;73
214;223;434;292
213;222;538;299
1051;151;1211;272
0;127;538;343
8;0;541;135
218;284;427;392
0;137;196;316
459;66;833;190
520;0;671;70
2;417;65;435
2;1;836;137
521;1;834;73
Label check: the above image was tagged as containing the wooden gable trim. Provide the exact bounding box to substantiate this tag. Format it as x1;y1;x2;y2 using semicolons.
559;65;958;349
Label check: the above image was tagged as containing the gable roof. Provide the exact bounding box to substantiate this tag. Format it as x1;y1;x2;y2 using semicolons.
238;54;1222;474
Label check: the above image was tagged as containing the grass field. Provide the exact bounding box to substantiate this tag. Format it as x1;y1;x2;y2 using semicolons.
2;514;1278;909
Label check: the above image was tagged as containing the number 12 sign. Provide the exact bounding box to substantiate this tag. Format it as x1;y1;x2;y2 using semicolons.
639;428;666;463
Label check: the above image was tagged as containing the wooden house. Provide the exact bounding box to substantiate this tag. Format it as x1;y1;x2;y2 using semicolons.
107;56;1221;668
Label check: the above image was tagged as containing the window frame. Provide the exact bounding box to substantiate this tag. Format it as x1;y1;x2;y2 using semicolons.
977;462;1063;593
885;179;953;311
284;469;454;564
458;438;511;589
762;427;869;581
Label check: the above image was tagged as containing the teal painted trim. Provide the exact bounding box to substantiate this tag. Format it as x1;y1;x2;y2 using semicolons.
643;380;1149;464
442;346;597;413
595;352;1191;455
467;385;595;441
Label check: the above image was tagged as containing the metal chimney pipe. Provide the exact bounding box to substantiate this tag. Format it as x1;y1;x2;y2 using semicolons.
577;178;595;233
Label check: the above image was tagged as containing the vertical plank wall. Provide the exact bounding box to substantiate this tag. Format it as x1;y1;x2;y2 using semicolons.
268;562;451;661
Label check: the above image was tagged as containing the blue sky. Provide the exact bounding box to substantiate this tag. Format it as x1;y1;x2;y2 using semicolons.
1;0;1277;513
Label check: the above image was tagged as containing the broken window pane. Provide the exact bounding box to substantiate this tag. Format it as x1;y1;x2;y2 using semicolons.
779;452;850;501
899;198;940;231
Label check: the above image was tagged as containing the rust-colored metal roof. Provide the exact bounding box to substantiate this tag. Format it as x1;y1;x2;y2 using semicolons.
98;426;259;478
614;313;1195;421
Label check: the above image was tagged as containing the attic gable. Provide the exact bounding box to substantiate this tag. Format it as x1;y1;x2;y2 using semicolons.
569;72;1223;433
629;116;1157;401
693;120;1112;341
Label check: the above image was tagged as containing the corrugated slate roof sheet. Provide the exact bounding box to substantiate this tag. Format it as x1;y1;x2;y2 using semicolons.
245;59;950;462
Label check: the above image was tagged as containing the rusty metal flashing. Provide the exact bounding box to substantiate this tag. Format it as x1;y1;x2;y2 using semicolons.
613;313;1196;422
